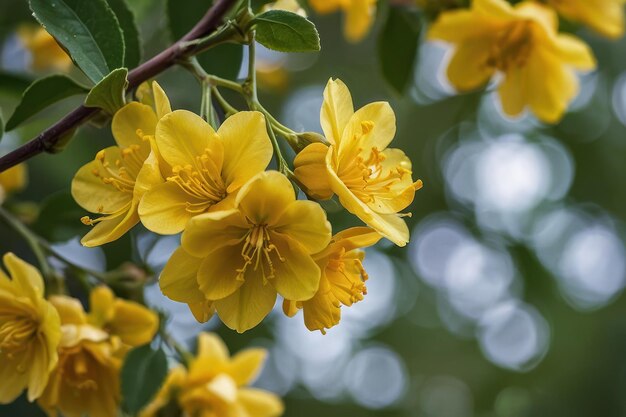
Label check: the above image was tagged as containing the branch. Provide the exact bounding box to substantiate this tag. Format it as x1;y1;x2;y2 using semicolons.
0;0;238;173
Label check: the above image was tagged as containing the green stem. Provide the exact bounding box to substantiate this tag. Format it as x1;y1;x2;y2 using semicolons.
0;207;53;279
179;57;243;92
211;87;239;116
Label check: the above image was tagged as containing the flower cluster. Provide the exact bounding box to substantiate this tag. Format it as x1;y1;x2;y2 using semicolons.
140;332;283;417
72;78;421;333
428;0;596;123
0;253;158;417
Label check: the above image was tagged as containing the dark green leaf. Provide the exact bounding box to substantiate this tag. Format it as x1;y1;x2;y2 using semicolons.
253;10;320;53
29;0;126;83
121;344;168;414
85;68;129;114
106;0;141;68
167;0;243;79
6;75;89;131
378;7;421;94
0;72;33;97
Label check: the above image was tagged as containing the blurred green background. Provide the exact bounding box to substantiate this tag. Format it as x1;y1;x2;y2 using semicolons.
2;0;626;416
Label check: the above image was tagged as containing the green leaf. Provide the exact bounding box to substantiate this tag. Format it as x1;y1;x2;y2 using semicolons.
6;75;89;131
106;0;141;68
85;68;129;115
167;0;243;80
29;0;126;83
253;10;320;53
0;72;33;97
378;7;421;94
121;344;168;414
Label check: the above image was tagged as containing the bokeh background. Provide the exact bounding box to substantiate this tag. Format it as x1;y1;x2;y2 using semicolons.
2;0;626;416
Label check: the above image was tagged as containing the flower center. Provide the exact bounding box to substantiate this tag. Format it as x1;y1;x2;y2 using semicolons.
0;316;37;356
238;224;285;283
167;148;227;214
488;20;535;71
60;346;100;391
337;121;411;205
327;249;368;306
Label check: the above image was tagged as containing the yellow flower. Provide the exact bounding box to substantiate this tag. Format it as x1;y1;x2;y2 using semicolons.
0;163;27;204
294;78;422;247
138;110;273;235
428;0;596;123
0;253;61;403
72;81;172;247
18;26;72;72
547;0;626;39
160;170;332;333
283;227;381;333
141;332;283;417
309;0;377;42
39;287;158;417
264;0;307;16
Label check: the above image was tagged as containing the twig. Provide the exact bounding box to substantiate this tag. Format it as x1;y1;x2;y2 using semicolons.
0;0;238;173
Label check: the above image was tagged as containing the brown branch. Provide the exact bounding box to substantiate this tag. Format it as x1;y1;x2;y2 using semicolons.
0;0;238;173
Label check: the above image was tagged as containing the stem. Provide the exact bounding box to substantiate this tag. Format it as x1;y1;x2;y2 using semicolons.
0;207;53;279
0;0;239;173
211;87;239;115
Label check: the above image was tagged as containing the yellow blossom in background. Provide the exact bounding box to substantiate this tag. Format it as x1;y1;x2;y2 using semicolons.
18;26;72;72
309;0;377;42
138;110;273;235
0;253;61;403
283;227;381;333
141;332;283;417
428;0;596;123
72;81;172;247
39;287;158;417
160;171;332;332
294;78;422;247
547;0;626;39
0;163;27;204
264;0;307;16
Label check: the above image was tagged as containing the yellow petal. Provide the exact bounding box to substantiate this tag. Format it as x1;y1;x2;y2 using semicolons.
88;286;115;327
198;332;230;361
327;153;409;246
80;201;139;247
206;373;238;403
515;2;558;34
282;299;300;317
71;147;134;215
366;148;417;214
107;299;159;347
0;351;30;403
219;111;273;193
0;163;27;195
155;110;222;170
552;34;596;71
237;388;284;417
49;295;87;325
197;244;247;300
344;0;375;42
112;102;157;151
474;0;515;19
139;181;202;235
339;102;396;158
27;342;52;401
309;0;341;13
321;78;354;144
302;275;341;333
188;300;215;323
215;271;277;333
321;226;382;256
446;37;495;92
134;152;164;200
273;200;331;254
3;252;44;299
182;209;249;258
229;349;267;386
269;234;321;301
525;48;578;123
152;81;172;119
293;143;334;200
428;9;496;42
499;66;527;118
160;247;206;303
236;171;295;226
